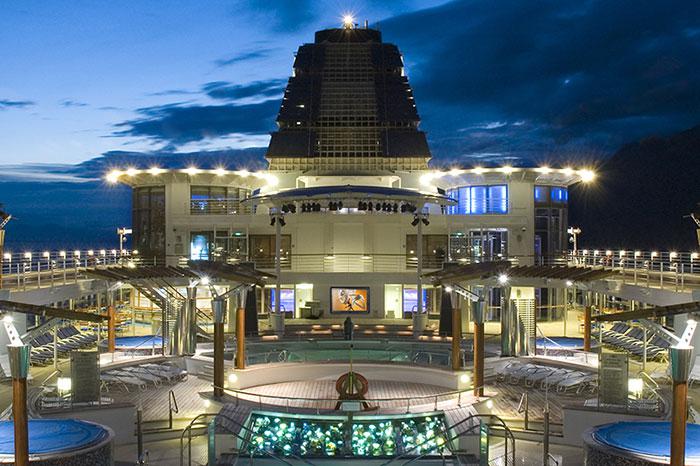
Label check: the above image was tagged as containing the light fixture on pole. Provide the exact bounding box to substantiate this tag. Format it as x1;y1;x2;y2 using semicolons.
567;227;581;254
117;227;132;252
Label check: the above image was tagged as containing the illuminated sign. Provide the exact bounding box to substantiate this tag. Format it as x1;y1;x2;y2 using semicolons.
330;287;369;313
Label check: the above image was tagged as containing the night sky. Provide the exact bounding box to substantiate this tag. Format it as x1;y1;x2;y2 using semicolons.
0;1;699;247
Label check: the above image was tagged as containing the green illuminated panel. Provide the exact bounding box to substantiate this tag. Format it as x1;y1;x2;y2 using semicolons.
246;413;447;458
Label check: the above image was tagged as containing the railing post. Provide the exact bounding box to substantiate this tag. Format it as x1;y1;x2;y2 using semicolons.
136;407;144;464
660;263;664;289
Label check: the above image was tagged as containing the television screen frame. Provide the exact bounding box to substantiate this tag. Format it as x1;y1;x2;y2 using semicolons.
329;287;370;314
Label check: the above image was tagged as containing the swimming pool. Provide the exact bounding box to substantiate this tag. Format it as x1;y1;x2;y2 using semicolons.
584;421;700;465
100;335;163;352
0;419;113;465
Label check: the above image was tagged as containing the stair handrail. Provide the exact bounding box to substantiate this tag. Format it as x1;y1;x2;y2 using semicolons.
379;411;515;466
179;411;315;466
168;389;179;429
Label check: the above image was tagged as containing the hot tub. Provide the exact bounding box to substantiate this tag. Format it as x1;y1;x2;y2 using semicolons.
583;421;700;465
0;419;113;465
101;335;163;353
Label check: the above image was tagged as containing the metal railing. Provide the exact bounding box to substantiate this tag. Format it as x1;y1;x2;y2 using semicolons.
218;382;482;415
0;249;162;290
189;198;250;216
569;249;700;291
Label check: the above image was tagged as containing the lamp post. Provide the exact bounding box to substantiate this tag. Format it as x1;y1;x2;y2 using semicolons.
567;227;581;256
212;297;226;397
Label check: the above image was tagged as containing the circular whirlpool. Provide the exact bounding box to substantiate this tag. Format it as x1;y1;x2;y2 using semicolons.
584;421;700;465
0;419;113;465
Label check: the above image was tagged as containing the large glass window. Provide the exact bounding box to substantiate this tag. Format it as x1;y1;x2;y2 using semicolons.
190;186;251;215
406;235;448;269
132;186;166;259
551;187;568;203
446;185;508;214
190;231;212;260
249;235;292;269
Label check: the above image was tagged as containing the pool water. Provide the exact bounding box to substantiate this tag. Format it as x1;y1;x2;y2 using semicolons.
0;419;110;455
593;421;700;458
103;335;163;349
536;337;596;349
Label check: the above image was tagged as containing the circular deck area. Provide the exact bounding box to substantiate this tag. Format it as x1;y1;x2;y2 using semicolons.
0;419;113;465
584;421;700;465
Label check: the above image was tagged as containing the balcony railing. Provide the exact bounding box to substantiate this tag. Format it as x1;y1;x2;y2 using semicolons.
569;249;700;291
0;249;150;290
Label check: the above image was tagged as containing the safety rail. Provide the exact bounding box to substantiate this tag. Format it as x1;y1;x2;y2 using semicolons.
0;249;161;290
217;382;481;415
381;412;515;466
168;389;179;430
180;411;313;466
569;249;700;291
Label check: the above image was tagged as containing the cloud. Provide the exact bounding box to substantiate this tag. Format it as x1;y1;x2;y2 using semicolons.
0;164;98;183
60;99;88;108
214;48;275;68
113;100;279;146
239;1;317;31
203;79;286;101
0;99;35;109
147;89;199;97
381;0;700;162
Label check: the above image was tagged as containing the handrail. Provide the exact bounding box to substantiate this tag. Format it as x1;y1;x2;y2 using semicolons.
216;381;483;414
380;412;515;466
168;390;179;430
179;411;314;466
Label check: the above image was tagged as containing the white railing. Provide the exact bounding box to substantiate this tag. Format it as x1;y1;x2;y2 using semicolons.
569;249;700;291
0;249;148;290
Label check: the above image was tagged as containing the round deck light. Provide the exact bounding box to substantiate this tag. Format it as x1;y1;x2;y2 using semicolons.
228;373;238;383
497;274;509;285
485;399;494;409
106;170;121;183
579;169;595;182
148;166;165;176
500;165;515;174
184;166;201;176
459;373;470;384
2;315;13;324
125;167;138;177
565;280;573;287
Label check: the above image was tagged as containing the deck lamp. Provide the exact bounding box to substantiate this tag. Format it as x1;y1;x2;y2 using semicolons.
59;251;66;258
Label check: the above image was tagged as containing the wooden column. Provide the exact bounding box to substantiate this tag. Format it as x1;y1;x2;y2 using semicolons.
670;380;688;466
235;307;246;369
212;298;225;398
473;322;484;397
451;307;461;371
8;345;30;466
107;305;116;353
583;306;592;352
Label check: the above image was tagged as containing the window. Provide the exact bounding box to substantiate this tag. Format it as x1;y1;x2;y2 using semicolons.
405;235;448;269
132;186;165;259
190;186;251;215
190;231;212;260
249;235;292;269
446;185;508;215
534;186;548;203
551;187;568;203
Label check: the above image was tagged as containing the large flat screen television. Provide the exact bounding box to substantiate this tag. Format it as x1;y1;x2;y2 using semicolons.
330;287;369;313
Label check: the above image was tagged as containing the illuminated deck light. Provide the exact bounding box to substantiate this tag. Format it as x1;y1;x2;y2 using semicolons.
537;166;552;174
148;166;166;176
562;167;574;176
579;169;595;182
125;167;138;177
692;252;699;260
472;166;485;175
183;166;201;176
106;170;121;183
500;165;516;174
342;14;355;28
497;274;509;285
449;168;462;176
213;167;227;177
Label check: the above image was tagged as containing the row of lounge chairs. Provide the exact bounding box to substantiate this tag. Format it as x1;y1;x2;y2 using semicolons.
498;362;597;394
29;326;98;365
101;362;187;392
596;323;670;360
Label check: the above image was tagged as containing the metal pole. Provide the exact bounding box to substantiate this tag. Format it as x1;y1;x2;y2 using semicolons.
107;304;116;353
53;326;58;369
275;214;282;317
8;344;30;466
473;296;485;397
543;407;550;466
136;407;144;464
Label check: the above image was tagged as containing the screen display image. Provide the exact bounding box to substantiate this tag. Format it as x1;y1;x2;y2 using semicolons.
270;289;295;313
403;288;428;314
330;287;369;313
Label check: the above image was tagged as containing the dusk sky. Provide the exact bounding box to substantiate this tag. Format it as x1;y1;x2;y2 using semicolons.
1;0;698;183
